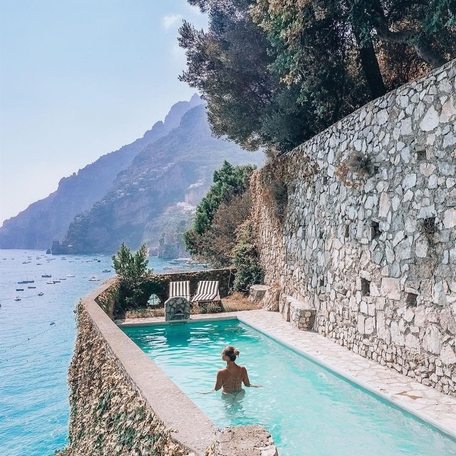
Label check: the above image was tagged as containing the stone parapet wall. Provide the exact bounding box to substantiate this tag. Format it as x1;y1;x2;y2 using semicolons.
58;302;190;456
252;61;456;395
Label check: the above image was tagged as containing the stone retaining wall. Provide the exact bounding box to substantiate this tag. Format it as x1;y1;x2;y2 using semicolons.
252;60;456;395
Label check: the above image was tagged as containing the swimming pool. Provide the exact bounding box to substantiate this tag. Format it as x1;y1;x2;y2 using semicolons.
123;319;456;456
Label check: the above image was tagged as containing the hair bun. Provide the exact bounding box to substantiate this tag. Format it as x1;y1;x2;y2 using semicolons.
234;349;240;356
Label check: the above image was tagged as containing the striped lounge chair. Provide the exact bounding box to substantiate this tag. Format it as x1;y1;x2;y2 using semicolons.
191;280;221;306
169;281;190;302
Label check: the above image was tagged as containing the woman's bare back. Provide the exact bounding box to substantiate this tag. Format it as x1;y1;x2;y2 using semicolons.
215;364;250;393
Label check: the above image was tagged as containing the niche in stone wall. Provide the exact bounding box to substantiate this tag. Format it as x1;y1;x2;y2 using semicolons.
416;149;427;161
421;217;437;236
361;278;371;296
371;221;381;240
406;292;418;307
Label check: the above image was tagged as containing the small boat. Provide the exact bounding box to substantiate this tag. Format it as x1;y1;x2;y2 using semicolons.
42;274;52;278
58;278;67;281
102;269;111;273
38;292;44;296
46;281;54;285
14;297;21;302
53;280;61;284
28;286;36;289
88;276;100;282
16;288;24;292
18;280;34;284
66;274;75;278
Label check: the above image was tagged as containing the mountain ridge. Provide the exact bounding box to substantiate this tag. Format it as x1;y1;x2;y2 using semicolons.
62;104;263;254
0;95;203;249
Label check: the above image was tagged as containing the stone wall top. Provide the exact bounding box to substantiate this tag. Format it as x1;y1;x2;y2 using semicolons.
83;282;216;454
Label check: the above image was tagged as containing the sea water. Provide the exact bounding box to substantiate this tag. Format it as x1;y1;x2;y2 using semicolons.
0;250;176;456
124;319;456;456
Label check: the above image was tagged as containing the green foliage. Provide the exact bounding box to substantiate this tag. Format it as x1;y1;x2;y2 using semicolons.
112;243;150;313
185;161;255;259
179;0;455;153
232;221;264;292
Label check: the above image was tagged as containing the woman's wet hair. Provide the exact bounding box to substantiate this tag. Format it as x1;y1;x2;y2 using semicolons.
222;345;240;362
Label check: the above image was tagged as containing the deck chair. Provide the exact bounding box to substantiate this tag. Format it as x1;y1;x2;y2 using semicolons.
191;280;220;305
169;280;190;302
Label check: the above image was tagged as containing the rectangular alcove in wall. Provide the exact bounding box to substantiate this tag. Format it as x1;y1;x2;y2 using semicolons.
406;292;418;307
361;278;371;297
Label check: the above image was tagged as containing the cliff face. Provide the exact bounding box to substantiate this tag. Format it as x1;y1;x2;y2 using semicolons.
63;105;263;254
0;95;202;250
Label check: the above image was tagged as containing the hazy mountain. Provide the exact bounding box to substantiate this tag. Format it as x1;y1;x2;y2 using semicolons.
62;104;264;254
0;95;202;249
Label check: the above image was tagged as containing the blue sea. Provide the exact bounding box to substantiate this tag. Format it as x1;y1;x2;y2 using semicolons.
0;249;177;456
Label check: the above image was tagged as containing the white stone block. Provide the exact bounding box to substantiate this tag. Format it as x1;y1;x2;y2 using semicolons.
420;106;439;131
381;278;401;300
443;208;456;229
440;344;456;365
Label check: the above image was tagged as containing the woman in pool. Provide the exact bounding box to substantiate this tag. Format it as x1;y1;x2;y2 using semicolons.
213;345;259;394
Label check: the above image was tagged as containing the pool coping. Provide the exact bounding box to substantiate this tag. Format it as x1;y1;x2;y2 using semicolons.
119;310;456;440
83;283;216;454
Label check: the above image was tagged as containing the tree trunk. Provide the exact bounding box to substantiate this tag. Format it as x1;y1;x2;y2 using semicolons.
352;23;387;98
358;39;387;98
374;22;446;68
413;38;446;68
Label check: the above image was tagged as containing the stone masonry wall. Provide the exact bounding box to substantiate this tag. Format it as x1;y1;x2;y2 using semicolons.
58;303;190;456
252;60;456;395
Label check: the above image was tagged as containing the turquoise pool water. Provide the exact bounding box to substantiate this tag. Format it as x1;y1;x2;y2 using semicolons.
123;319;456;456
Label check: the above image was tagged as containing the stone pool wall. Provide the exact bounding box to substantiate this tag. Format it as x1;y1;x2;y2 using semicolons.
58;302;190;456
252;60;456;395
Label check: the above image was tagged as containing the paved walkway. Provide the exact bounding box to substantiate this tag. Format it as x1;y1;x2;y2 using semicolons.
119;309;456;437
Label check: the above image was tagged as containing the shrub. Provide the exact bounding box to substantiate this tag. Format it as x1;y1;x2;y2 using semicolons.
232;221;264;292
112;243;151;313
185;161;256;265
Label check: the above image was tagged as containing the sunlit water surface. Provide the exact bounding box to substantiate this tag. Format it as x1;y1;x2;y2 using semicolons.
0;250;176;456
124;320;456;456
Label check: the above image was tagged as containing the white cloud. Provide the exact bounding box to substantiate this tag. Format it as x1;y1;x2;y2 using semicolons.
162;13;183;30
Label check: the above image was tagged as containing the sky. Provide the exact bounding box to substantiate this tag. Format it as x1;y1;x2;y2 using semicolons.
0;0;207;225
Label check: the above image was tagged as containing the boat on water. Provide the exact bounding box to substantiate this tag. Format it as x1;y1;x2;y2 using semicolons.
18;280;35;284
58;278;67;281
38;292;44;296
66;274;75;278
28;286;36;289
88;276;100;282
42;274;52;278
53;280;61;284
102;269;111;273
46;281;54;285
14;297;21;302
16;288;24;292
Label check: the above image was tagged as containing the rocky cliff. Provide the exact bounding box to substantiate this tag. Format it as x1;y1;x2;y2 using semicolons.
0;95;202;250
62;104;263;254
